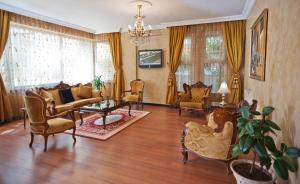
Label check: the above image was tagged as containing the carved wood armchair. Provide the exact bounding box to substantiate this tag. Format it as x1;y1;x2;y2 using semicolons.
122;79;145;110
181;99;258;173
177;81;212;116
24;90;76;152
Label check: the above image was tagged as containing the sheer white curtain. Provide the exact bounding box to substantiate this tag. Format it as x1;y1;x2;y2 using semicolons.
176;23;227;92
0;24;94;92
95;42;114;82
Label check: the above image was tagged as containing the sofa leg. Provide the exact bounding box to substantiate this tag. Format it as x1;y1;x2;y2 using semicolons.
72;127;76;143
29;132;34;147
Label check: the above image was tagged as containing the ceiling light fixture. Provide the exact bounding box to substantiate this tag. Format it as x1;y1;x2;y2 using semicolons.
128;0;152;46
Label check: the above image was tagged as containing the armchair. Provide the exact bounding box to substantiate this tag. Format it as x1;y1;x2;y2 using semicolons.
178;81;212;116
122;79;144;110
181;99;258;173
24;90;76;152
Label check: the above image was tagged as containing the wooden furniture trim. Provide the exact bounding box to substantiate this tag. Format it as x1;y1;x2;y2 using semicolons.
122;79;145;110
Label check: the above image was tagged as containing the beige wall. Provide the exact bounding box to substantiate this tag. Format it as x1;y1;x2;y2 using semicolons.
245;0;300;183
121;29;169;104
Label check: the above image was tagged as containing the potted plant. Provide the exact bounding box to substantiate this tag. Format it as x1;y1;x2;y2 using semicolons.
231;106;300;183
92;76;105;95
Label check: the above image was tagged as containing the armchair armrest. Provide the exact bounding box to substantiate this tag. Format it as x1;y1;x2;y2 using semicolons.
122;90;131;97
46;110;75;122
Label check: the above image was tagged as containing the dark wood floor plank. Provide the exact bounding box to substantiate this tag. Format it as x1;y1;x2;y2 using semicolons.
0;105;235;184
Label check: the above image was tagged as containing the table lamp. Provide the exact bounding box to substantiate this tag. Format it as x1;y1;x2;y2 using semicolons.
218;81;230;106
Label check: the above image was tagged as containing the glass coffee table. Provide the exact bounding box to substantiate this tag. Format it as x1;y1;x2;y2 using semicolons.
79;100;131;129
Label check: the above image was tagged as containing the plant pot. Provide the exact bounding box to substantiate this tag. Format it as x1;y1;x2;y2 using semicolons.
230;159;275;184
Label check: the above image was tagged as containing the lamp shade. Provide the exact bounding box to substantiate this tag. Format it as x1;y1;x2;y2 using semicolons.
218;81;230;94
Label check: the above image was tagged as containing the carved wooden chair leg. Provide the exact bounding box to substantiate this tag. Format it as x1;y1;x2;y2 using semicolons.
181;128;188;163
72;127;76;143
226;159;233;175
29;132;34;147
44;135;49;152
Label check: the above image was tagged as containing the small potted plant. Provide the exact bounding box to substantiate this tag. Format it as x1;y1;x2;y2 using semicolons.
231;106;300;183
92;76;105;96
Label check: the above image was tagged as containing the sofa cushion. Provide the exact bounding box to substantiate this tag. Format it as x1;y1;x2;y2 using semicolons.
92;90;101;98
55;104;74;113
71;87;81;101
40;90;54;101
47;89;62;105
68;99;91;107
59;88;75;104
78;84;92;99
191;88;208;102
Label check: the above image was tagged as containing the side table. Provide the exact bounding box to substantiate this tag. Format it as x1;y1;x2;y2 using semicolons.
210;102;237;113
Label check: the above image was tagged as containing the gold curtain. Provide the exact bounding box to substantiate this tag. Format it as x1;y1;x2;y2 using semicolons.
223;20;246;104
0;10;13;122
166;26;188;104
107;32;124;101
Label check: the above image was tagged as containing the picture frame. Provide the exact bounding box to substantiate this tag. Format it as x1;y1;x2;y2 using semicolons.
250;9;268;81
138;49;163;68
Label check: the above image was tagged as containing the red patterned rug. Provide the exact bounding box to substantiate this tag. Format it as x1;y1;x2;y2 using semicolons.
65;109;150;140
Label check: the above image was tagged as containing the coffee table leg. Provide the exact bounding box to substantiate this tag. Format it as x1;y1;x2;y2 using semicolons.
103;112;107;129
128;103;131;116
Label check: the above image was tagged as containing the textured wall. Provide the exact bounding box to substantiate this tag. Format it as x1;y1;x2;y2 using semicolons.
121;29;169;104
244;0;300;183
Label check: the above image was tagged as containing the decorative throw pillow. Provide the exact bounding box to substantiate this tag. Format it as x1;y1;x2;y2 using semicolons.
78;84;92;99
59;88;75;104
191;88;208;102
40;89;54;101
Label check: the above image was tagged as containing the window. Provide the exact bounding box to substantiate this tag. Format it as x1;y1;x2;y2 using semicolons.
204;35;225;91
176;38;191;91
95;42;114;82
0;24;93;91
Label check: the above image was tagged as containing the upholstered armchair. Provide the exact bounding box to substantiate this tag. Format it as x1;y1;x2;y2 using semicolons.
24;91;76;152
181;99;258;173
178;81;212;116
122;79;144;110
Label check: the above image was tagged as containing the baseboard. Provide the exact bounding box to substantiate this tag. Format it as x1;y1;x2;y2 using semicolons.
142;102;171;107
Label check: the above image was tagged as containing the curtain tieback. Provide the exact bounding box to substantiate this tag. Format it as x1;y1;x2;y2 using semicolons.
231;73;240;89
168;73;176;86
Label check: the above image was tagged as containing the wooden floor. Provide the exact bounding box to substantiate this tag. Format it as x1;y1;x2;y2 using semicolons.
0;105;235;184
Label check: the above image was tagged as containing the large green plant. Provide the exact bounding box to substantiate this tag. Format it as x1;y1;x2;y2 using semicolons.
232;106;300;180
92;76;105;91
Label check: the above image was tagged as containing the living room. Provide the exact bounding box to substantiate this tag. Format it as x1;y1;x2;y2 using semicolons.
0;0;300;184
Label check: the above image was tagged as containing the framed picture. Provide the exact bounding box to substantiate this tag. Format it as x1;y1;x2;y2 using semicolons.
138;49;163;68
250;9;268;81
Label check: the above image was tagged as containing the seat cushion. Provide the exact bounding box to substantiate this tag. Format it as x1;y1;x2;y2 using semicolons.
123;95;139;102
69;99;91;107
55;104;74;113
180;101;203;109
191;88;208;102
78;84;92;99
47;118;74;134
88;97;102;104
59;88;75;104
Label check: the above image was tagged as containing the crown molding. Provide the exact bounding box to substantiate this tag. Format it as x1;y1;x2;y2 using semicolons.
1;0;255;34
0;2;96;33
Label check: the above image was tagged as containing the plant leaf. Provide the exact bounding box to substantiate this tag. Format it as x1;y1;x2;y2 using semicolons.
251;110;261;116
265;120;281;130
260;156;271;170
238;129;247;138
287;147;300;158
254;139;268;157
264;136;277;153
262;106;275;116
281;143;287;152
232;145;241;158
239;135;254;153
261;125;276;135
237;118;248;128
273;159;289;180
245;122;255;135
240;106;250;119
282;156;296;172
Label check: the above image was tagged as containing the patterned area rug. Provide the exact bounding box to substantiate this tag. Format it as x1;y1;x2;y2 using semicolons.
65;109;150;140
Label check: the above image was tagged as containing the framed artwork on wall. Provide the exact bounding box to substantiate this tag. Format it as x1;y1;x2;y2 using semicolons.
138;49;163;68
250;9;268;81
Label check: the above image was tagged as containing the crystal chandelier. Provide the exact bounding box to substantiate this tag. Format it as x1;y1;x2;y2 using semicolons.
128;4;152;46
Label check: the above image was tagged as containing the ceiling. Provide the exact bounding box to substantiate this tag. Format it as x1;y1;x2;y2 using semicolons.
0;0;255;34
